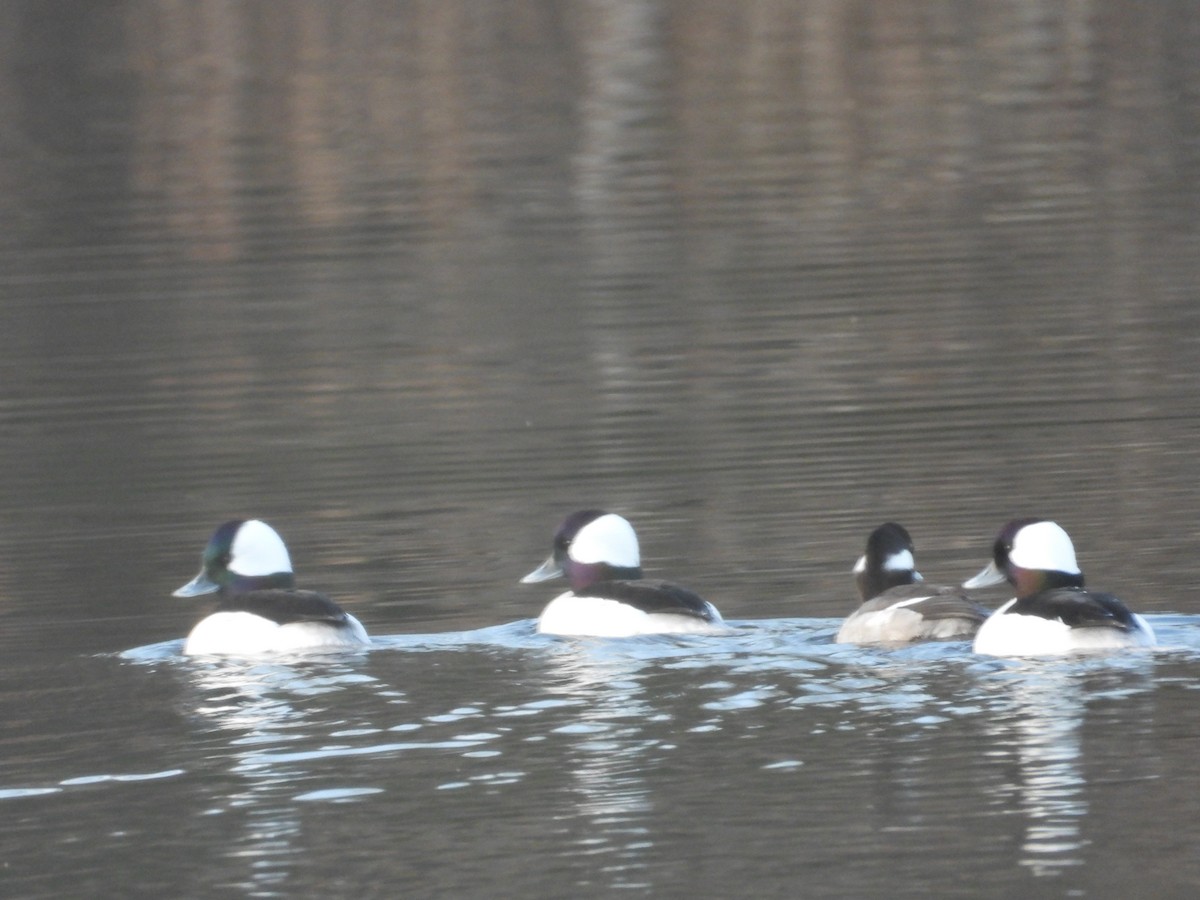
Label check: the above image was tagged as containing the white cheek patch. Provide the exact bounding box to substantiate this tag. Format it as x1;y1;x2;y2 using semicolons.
1010;521;1080;574
852;554;866;574
229;520;294;576
570;514;641;568
883;549;915;572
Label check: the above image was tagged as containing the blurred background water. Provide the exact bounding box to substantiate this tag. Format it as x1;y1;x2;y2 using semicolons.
2;1;1200;897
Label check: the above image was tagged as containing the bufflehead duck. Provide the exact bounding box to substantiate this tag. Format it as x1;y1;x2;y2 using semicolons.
520;509;726;637
964;518;1155;656
836;522;989;644
173;519;370;656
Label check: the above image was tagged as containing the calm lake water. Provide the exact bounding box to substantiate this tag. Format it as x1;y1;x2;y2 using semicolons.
4;2;1200;897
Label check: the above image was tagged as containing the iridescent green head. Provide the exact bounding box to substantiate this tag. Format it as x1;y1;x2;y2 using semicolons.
173;519;295;597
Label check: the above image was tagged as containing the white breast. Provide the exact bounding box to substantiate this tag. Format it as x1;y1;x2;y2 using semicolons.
183;611;369;656
536;592;725;637
973;600;1155;656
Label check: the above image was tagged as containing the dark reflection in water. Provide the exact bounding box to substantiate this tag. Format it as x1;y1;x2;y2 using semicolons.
3;1;1200;897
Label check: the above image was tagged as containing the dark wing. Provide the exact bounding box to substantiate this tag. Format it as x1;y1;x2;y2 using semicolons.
579;579;717;622
863;584;990;624
217;589;353;627
1014;589;1140;630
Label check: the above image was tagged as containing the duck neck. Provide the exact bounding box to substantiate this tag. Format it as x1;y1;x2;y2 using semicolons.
224;571;296;594
856;568;917;602
566;561;643;591
1012;567;1083;597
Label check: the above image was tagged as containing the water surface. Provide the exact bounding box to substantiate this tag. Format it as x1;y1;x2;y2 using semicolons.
3;2;1200;897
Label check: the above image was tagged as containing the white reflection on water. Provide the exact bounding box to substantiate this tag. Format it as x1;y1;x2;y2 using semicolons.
977;656;1154;878
181;658;381;897
108;618;1189;896
538;642;665;892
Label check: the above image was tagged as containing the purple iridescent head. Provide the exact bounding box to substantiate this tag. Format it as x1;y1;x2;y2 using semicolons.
963;518;1083;596
520;509;643;591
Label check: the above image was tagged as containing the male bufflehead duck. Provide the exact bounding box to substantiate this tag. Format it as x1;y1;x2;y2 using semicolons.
173;519;370;656
520;509;726;637
964;518;1155;656
836;522;989;644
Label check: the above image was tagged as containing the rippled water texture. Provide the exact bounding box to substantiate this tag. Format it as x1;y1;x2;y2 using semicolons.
3;2;1200;897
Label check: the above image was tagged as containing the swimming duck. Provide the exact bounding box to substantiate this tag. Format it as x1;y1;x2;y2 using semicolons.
836;522;988;644
173;519;370;656
520;509;726;636
964;518;1154;655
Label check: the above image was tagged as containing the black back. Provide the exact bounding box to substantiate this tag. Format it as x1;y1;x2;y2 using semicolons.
1012;588;1140;631
577;579;717;622
217;589;355;628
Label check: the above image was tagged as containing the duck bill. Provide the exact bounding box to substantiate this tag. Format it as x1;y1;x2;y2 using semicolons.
173;570;220;597
963;560;1007;590
520;556;563;584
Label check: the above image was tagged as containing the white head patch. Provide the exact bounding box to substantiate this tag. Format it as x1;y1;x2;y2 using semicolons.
570;513;641;568
1010;521;1080;574
883;549;915;572
230;520;293;576
852;554;867;574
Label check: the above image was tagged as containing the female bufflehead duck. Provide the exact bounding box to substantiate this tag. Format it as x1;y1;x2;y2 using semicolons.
964;518;1155;656
836;522;989;644
173;519;370;656
520;509;726;637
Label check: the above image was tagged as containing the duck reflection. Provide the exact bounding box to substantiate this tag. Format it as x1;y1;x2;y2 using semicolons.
539;642;665;891
179;657;378;896
983;665;1090;877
